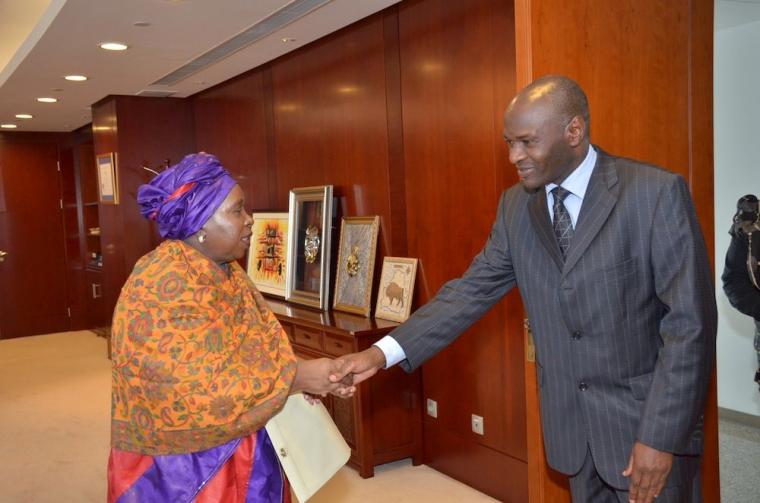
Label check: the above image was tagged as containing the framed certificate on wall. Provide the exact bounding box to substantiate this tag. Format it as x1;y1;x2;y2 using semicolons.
96;152;119;204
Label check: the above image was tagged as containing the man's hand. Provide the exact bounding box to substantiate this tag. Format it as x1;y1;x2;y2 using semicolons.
291;358;357;398
328;346;387;396
622;441;673;503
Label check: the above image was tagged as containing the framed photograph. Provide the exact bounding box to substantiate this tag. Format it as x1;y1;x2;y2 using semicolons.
96;152;119;204
246;212;289;298
374;257;418;323
286;185;334;310
333;216;380;317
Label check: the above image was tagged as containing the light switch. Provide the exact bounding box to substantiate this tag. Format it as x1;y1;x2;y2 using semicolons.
426;398;438;418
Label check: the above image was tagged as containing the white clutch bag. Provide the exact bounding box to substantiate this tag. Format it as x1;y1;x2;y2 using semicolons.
265;393;351;502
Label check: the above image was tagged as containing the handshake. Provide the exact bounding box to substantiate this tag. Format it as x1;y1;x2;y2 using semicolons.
291;346;388;399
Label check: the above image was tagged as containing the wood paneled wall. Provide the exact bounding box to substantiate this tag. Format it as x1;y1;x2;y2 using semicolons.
91;96;195;321
396;0;526;499
193;70;273;210
191;1;523;500
89;0;716;500
515;0;717;500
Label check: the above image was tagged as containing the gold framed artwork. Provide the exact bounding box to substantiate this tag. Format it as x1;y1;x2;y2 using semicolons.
286;185;334;310
374;257;418;322
96;152;119;204
333;216;379;317
247;212;289;298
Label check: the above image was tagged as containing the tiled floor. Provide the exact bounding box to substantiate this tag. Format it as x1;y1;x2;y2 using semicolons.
1;331;759;502
719;414;760;502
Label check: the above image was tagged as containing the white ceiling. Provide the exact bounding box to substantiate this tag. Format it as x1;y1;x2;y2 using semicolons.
0;0;400;132
716;0;760;30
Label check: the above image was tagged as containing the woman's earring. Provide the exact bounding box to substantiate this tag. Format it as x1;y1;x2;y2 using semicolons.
198;232;207;244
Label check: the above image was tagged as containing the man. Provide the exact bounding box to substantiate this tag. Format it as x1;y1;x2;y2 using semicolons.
333;76;716;502
722;194;760;391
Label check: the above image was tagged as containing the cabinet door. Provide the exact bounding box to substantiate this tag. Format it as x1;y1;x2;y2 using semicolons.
86;269;105;329
331;394;356;450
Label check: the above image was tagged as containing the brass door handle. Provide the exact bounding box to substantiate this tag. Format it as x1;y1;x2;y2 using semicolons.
0;250;7;263
524;318;535;362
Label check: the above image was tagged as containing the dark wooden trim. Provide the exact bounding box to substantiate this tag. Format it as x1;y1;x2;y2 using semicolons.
689;2;719;501
262;65;278;209
382;6;407;257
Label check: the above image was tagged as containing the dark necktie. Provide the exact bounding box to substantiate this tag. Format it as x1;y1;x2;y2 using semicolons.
552;186;574;259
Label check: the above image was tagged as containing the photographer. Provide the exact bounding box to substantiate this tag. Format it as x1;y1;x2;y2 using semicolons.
722;194;760;391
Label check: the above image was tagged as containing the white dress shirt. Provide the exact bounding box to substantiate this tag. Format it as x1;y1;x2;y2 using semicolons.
544;146;596;227
374;146;598;368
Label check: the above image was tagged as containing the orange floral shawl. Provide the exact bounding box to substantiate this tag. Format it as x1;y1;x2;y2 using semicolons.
110;240;296;455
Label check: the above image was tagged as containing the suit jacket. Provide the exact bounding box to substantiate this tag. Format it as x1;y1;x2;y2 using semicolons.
390;148;717;488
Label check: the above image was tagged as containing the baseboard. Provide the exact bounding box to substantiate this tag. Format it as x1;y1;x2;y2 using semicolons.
423;421;528;502
718;407;760;428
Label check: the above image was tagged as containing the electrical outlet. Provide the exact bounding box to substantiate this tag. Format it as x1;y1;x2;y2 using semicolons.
471;414;484;435
426;398;438;418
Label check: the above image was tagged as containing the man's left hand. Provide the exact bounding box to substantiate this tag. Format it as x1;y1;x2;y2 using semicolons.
622;441;673;503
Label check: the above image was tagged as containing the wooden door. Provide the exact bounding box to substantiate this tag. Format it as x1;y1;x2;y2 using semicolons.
0;135;70;338
515;0;718;500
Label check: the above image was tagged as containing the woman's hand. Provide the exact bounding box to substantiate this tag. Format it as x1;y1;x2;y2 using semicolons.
292;358;356;398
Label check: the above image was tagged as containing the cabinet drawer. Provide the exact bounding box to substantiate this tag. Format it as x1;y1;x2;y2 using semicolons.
293;326;323;352
324;333;352;356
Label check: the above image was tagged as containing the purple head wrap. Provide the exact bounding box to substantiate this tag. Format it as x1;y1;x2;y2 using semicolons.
137;153;236;239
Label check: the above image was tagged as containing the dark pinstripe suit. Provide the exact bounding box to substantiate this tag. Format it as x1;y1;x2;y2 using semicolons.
390;149;716;490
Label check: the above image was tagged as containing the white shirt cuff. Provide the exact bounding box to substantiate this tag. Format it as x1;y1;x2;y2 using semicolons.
373;336;406;369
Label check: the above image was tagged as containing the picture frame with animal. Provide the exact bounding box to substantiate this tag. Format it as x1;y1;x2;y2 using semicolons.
374;257;418;323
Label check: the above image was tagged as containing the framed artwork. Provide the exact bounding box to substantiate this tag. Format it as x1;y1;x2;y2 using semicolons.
374;257;418;323
96;152;119;204
333;216;379;317
285;185;334;310
246;212;289;298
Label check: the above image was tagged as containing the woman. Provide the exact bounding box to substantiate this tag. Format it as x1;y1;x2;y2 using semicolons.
108;153;351;502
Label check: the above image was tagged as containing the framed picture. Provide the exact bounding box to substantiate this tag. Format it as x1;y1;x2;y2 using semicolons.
246;212;289;298
374;257;418;323
96;152;119;204
286;185;334;310
333;216;380;317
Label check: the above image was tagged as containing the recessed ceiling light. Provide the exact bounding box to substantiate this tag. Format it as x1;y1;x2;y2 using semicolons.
133;21;151;27
37;97;58;103
15;114;33;119
1;124;18;129
99;42;128;51
64;75;88;81
51;87;63;92
281;37;296;43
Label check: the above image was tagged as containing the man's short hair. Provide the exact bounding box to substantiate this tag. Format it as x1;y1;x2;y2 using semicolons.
529;75;591;137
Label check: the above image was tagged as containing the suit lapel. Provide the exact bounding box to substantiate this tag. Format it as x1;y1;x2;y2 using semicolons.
562;150;619;274
527;189;564;270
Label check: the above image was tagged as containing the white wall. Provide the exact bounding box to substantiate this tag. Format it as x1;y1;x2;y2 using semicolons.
714;19;760;416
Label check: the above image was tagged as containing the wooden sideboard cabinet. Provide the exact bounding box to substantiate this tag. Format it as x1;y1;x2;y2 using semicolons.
267;298;423;478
